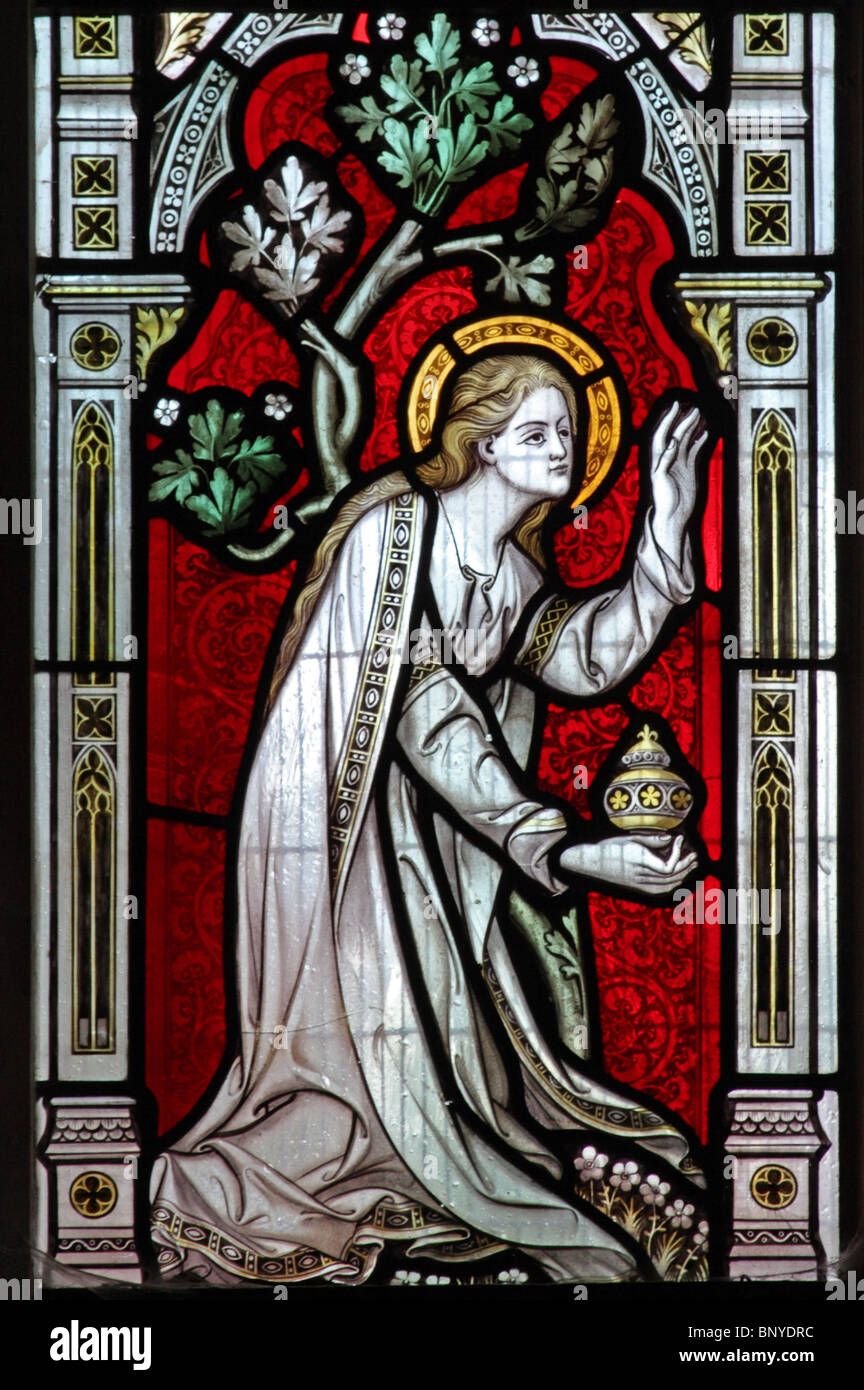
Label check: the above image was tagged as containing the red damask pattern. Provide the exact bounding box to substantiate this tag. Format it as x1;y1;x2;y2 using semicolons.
148;519;293;816
703;439;723;592
540;55;599;119
358;266;477;471
244;54;339;167
555;445;640;587
590;881;721;1133
167;289;301;396
146;820;227;1135
567;188;695;427
446;165;528;229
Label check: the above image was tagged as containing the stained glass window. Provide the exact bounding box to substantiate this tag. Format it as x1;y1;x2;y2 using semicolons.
23;1;863;1358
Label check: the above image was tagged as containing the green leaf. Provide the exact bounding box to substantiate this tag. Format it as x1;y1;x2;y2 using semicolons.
380;54;425;114
232;435;286;489
149;451;201;505
485;253;554;306
485;94;532;156
186;466;255;535
449;61;498;118
378;116;433;190
415;12;460;79
437;113;488;183
187;400;246;462
337;94;391;143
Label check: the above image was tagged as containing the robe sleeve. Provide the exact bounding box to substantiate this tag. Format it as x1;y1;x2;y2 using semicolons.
397;663;569;895
515;506;694;697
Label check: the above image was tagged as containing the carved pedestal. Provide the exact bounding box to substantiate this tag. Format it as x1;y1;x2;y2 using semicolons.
726;1090;827;1280
41;1097;141;1283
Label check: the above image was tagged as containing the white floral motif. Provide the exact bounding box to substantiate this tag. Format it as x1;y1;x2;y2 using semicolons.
692;1220;709;1248
664;1198;695;1230
472;18;500;46
507;56;540;87
391;1269;421;1285
574;1145;608;1182
264;393;292;422
497;1268;529;1284
154;398;180;427
377;13;405;41
339;52;371;85
609;1160;640;1192
424;1274;451;1285
639;1174;671;1206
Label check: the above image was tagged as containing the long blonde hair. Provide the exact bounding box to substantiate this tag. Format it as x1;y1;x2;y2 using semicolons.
416;353;580;565
266;353;580;712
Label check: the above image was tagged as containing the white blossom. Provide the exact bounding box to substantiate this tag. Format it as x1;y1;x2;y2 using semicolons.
425;1273;451;1285
507;56;540;87
154;397;180;427
664;1198;695;1230
391;1268;421;1285
472;18;500;46
692;1219;709;1247
609;1160;640;1192
639;1174;671;1206
574;1144;608;1182
339;52;371;86
377;13;405;41
264;392;292;422
497;1268;529;1284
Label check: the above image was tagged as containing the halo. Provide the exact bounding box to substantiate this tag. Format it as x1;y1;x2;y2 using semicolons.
406;315;624;508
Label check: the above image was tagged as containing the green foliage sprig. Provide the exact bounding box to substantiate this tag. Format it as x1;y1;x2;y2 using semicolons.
337;13;532;216
149;399;287;537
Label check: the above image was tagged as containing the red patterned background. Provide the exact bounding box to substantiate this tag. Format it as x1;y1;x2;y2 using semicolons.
147;48;721;1138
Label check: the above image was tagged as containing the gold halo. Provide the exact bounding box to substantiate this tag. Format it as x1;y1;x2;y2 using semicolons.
406;315;624;508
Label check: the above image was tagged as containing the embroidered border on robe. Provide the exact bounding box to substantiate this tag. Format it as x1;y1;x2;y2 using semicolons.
517;594;578;676
482;955;700;1156
329;491;422;909
151;1198;503;1284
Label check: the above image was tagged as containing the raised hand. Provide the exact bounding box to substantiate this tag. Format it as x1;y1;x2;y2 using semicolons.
559;833;698;897
648;399;710;558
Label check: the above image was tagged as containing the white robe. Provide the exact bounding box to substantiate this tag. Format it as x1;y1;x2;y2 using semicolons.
150;482;700;1285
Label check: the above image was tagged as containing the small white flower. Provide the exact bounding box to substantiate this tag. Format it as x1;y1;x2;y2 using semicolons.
425;1274;451;1285
339;52;371;86
154;397;180;427
639;1174;671;1206
497;1268;529;1284
378;13;405;41
692;1219;709;1247
574;1144;608;1182
264;392;292;422
472;17;500;46
391;1268;421;1285
507;55;540;87
664;1198;695;1230
609;1160;640;1192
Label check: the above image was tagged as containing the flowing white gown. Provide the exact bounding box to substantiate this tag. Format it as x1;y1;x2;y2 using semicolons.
150;480;700;1284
